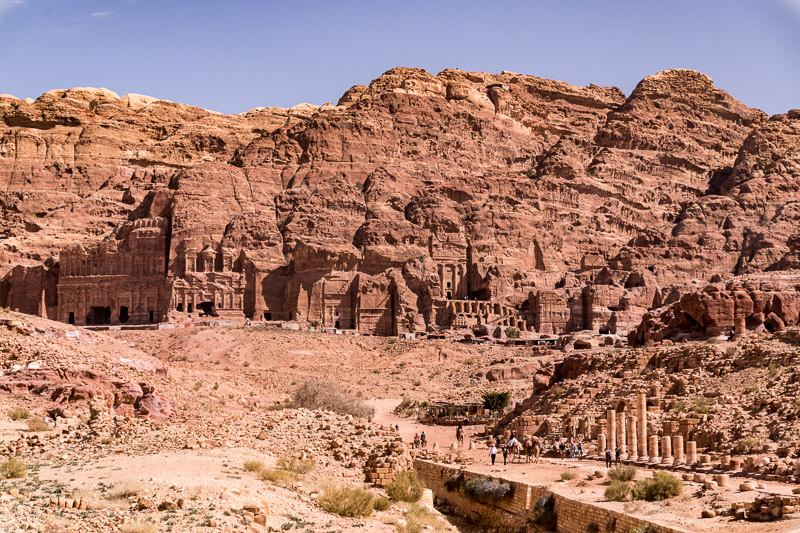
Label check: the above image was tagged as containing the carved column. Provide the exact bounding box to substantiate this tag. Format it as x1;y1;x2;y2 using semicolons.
661;435;673;464
636;390;648;461
606;409;616;451
598;433;606;455
616;411;627;458
627;415;638;461
673;435;685;464
648;435;660;463
686;441;697;465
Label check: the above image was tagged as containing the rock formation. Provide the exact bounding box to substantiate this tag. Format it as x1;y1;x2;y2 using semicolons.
1;68;798;338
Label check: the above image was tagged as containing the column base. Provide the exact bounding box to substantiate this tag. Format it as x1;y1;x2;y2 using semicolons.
674;459;686;465
661;457;674;465
638;456;649;463
628;454;638;462
649;457;661;464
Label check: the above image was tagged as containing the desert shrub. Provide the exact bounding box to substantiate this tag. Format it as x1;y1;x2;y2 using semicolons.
528;492;556;530
243;460;264;472
258;468;301;484
7;407;29;421
607;465;637;482
385;469;424;502
372;496;391;511
119;521;157;533
559;470;576;481
396;503;449;532
193;381;203;391
670;400;686;413
725;346;737;357
109;480;144;499
317;484;375;517
633;472;682;501
463;476;512;502
482;391;511;411
505;326;519;339
26;416;51;432
692;397;713;414
100;437;114;445
277;455;315;474
604;480;631;501
551;385;565;398
0;457;26;479
444;472;464;492
292;379;375;419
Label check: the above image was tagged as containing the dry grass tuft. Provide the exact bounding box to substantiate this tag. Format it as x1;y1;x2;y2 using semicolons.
109;480;145;499
292;380;375;419
7;407;29;421
0;457;26;479
318;483;376;517
26;416;51;432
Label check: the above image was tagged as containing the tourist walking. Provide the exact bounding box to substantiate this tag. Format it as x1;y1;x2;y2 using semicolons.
615;444;622;465
577;440;584;460
570;442;576;461
490;443;497;465
502;444;508;465
605;445;613;468
420;431;427;448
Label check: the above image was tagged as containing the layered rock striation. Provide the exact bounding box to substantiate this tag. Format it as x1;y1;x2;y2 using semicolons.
0;68;797;338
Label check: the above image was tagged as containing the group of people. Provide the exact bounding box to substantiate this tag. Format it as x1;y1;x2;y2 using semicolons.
554;438;585;461
411;431;427;449
604;443;623;468
488;430;541;465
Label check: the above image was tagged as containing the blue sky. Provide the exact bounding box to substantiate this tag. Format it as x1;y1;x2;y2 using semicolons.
1;0;798;115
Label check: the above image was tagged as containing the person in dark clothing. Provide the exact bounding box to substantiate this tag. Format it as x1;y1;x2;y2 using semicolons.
615;444;622;465
605;446;613;468
502;444;508;465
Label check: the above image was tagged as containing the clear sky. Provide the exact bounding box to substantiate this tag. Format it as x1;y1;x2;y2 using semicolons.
1;0;799;115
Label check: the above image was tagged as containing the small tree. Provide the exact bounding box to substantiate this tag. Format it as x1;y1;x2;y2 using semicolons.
505;326;519;339
89;99;99;111
482;391;511;411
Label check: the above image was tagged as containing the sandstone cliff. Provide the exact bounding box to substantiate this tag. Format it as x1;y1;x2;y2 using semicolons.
0;67;797;339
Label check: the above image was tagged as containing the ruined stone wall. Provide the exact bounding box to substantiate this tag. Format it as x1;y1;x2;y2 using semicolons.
414;459;685;533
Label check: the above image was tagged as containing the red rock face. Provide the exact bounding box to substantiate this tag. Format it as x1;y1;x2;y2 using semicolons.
0;68;797;338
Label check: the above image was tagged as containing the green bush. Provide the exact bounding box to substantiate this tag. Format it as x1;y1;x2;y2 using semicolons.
633;472;683;501
482;391;511;410
463;476;512;502
7;407;29;421
604;480;631;501
317;484;376;517
0;457;26;479
385;469;424;502
505;327;519;339
607;465;637;482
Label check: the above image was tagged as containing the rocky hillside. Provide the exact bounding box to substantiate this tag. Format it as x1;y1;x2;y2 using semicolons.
0;68;798;340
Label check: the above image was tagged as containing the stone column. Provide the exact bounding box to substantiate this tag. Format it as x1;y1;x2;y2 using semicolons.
734;316;746;339
636;391;648;461
673;435;685;464
598;433;606;455
606;409;616;451
627;415;638;461
686;441;697;465
661;435;673;464
648;435;660;463
617;411;627;458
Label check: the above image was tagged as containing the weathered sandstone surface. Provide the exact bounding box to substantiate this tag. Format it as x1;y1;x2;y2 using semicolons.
0;68;798;340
